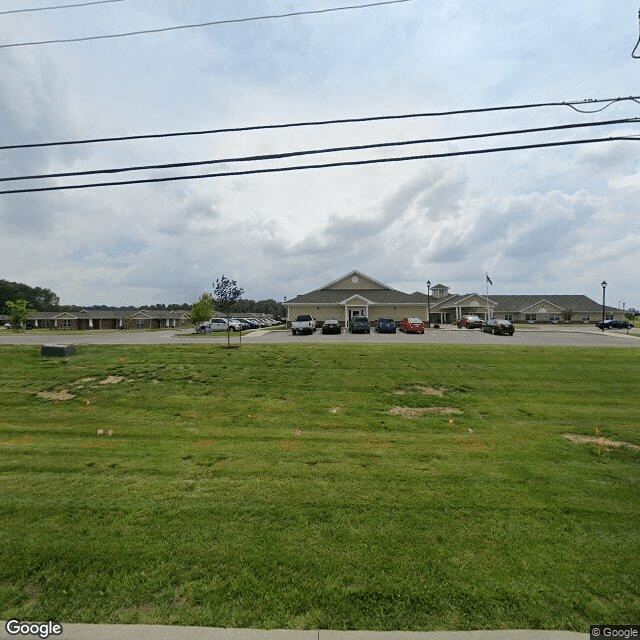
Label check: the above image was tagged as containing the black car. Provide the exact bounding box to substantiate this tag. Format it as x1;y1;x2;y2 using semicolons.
348;316;370;333
376;317;396;333
321;319;342;334
595;320;634;330
482;318;515;336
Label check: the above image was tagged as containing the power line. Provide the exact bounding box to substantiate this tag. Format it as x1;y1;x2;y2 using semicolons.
0;0;417;49
0;1;124;16
3;117;638;183
1;135;637;195
2;96;639;151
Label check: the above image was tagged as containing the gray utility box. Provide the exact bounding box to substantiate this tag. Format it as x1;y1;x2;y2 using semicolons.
41;344;77;357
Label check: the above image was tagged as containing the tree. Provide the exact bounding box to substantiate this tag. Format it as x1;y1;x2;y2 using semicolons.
190;293;214;326
213;276;244;348
6;299;34;331
0;279;59;313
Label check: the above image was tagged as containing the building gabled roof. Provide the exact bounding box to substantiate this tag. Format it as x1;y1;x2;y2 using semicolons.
287;288;429;305
433;293;496;308
24;309;189;320
287;270;431;305
518;299;566;313
321;270;392;290
489;295;615;313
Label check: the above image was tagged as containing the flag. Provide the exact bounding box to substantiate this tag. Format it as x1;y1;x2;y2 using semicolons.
486;274;493;286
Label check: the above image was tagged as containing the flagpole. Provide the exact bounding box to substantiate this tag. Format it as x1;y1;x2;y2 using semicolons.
485;276;490;320
485;273;493;320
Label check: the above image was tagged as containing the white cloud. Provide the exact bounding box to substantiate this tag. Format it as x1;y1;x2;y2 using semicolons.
0;0;639;309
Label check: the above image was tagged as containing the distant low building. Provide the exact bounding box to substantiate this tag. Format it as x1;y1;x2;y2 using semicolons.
285;271;624;325
4;309;191;330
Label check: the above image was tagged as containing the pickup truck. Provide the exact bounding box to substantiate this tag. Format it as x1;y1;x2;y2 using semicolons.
291;314;316;335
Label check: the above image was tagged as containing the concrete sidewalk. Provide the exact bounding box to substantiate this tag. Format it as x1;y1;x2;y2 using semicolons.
0;622;589;640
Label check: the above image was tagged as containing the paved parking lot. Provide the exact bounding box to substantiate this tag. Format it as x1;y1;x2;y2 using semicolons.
251;325;638;347
1;325;637;347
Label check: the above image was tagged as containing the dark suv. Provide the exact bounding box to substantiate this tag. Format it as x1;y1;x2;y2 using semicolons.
349;316;371;334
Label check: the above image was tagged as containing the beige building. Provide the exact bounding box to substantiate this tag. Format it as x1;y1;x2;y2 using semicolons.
286;271;625;326
286;271;430;325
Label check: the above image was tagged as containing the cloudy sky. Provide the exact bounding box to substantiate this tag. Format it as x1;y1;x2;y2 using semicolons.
0;0;638;309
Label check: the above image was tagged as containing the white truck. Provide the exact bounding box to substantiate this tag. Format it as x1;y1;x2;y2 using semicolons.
291;314;316;335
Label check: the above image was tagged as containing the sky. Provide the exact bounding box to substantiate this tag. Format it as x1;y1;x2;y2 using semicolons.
0;0;638;309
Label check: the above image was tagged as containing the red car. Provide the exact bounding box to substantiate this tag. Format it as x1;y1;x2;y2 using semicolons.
399;317;425;334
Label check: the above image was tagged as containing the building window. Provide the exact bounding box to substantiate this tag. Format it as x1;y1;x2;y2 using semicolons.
137;319;145;328
504;314;514;321
525;314;537;323
581;315;590;323
549;315;560;323
62;320;71;328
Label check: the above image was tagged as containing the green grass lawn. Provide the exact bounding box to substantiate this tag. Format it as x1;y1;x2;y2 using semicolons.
0;344;638;631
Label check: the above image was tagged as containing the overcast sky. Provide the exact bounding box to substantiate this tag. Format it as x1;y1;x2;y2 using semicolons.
0;0;638;309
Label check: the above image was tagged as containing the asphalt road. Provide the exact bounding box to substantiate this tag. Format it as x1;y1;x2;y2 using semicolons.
1;325;637;347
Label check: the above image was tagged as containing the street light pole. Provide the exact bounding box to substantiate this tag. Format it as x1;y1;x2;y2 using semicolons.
426;280;431;328
601;281;607;331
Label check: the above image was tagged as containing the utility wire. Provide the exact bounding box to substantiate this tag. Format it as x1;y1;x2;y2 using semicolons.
633;8;640;58
0;1;124;16
2;96;639;151
1;136;637;195
3;117;638;183
0;0;416;48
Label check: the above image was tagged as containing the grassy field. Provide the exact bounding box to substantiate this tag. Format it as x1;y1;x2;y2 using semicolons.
0;343;638;632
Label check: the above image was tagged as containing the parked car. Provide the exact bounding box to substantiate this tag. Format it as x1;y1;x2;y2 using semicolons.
482;318;515;335
228;318;249;330
196;322;213;334
595;320;634;330
291;314;316;335
376;317;396;333
349;316;371;333
399;317;425;333
456;315;483;329
321;319;342;335
209;318;240;332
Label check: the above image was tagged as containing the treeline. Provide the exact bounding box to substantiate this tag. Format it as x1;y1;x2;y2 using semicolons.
0;279;59;314
1;279;285;317
229;299;286;317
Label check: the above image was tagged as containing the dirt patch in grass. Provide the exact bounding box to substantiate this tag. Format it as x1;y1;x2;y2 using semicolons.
194;439;217;448
329;407;340;414
0;436;33;446
416;386;445;396
37;389;75;401
364;438;394;450
563;433;640;452
99;376;124;385
388;406;461;418
393;386;444;397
